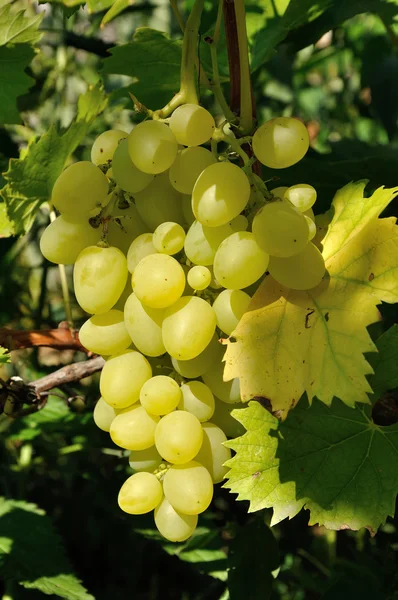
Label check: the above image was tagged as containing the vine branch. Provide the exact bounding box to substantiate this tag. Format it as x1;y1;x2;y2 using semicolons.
0;327;86;352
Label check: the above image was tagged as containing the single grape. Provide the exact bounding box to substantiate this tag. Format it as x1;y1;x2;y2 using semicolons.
252;117;309;169
40;215;100;265
229;214;249;232
268;242;326;290
93;397;117;432
169;104;215;146
184;220;233;266
134;172;185;232
163;461;213;515
79;309;131;356
192;162;251;227
202;353;241;404
271;186;289;199
212;289;251;335
252;201;309;258
154;497;198;542
211;399;246;438
162;296;216;360
118;472;163;514
74;245;128;314
285;184;317;212
110;404;160;450
153;222;185;255
133;254;185;309
140;375;182;415
91;129;127;165
195;422;231;483
187;266;211;290
124;293;166;357
213;231;269;290
179;381;214;422
52;161;110;219
171;334;220;379
127;233;157;274
128;120;178;174
169;146;217;194
155;411;203;464
112;139;154;193
305;215;317;240
107;203;148;256
100;350;152;409
129;446;163;473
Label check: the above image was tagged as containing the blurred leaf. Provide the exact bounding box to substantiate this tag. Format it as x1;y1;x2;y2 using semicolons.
0;5;42;46
369;55;398;140
0;346;10;363
101;0;135;26
368;325;398;399
0;45;35;125
0;204;13;237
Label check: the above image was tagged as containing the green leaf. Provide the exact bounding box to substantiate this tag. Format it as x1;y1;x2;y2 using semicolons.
0;44;35;125
0;83;107;235
368;325;398;399
101;0;133;26
0;4;42;46
0;204;13;237
0;498;94;599
0;346;10;364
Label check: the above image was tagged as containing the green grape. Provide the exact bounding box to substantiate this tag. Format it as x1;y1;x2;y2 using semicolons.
184;220;233;266
271;186;289;199
202;354;241;404
124;293;165;357
182;194;195;226
74;246;128;314
268;242;326;290
179;381;214;423
213;232;269;290
91;129;127;165
195;422;231;483
169;146;216;194
163;461;213;515
155;411;203;464
108;203;148;255
110;404;159;450
129;446;163;473
134;172;185;232
252;117;310;169
162;296;216;360
229;214;248;232
187;266;211;290
127;233;157;274
212;289;251;335
285;184;317;212
154;498;198;542
252;201;309;258
171;334;220;379
133;254;185;309
52;161;109;219
192;162;251;227
128;120;178;174
140;375;182;415
211;399;246;438
304;207;315;221
79;309;131;355
305;215;316;240
118;472;163;514
40;215;101;265
153;221;185;255
93;397;116;432
169;104;215;147
112;139;154;193
100;350;152;409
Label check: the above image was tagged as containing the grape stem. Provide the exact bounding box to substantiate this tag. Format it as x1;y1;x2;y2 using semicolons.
234;0;253;134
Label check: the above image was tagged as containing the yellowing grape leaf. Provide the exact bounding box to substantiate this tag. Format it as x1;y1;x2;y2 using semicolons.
224;181;398;417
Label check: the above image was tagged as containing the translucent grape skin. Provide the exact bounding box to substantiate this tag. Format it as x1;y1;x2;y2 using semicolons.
93;397;116;432
163;461;213;515
134;172;185;232
52;161;109;219
112;139;154;193
40;216;100;265
169;104;215;147
212;289;251;335
118;472;163;515
79;309;131;356
124;293;166;357
178;381;215;422
155;410;203;464
74;246;128;314
154;498;198;542
128;120;178;174
252;117;310;169
252;201;309;258
91;129;127;165
100;350;152;409
169;146;216;194
127;233;157;274
153;221;185;255
285;184;317;212
268;242;326;290
140;375;182;415
195;422;231;483
132;254;185;309
171;334;220;379
187;266;212;290
129;446;163;473
213;231;269;290
110;404;160;450
305;215;317;240
184;220;234;266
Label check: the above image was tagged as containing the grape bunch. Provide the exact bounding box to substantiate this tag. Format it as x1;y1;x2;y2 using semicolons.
40;104;326;542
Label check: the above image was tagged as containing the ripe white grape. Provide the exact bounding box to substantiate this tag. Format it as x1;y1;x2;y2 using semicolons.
140;375;182;415
74;245;128;314
112;139;154;193
91;129;127;165
271;186;289;199
192;162;251;227
285;184;317;212
184;220;233;266
52;161;110;219
179;381;215;422
100;350;152;409
110;404;159;450
171;334;220;379
132;254;185;309
118;472;163;514
169;146;216;194
187;266;211;290
252;117;309;169
162;296;216;360
252;201;309;258
305;215;316;240
79;309;131;356
212;289;251;335
40;216;101;265
229;214;249;232
114;280;133;311
129;446;162;473
134;172;185;231
155;411;203;464
108;203;148;255
268;242;326;290
163;461;213;515
154;498;198;542
213;232;269;290
169;104;215;146
195;422;231;483
127;233;157;274
128;120;178;174
212;399;246;438
124;293;166;357
153;221;185;255
202;356;241;404
93;397;117;432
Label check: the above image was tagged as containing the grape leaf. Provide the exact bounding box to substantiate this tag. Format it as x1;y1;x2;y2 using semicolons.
368;324;398;399
0;83;107;235
224;181;398;417
0;4;42;46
